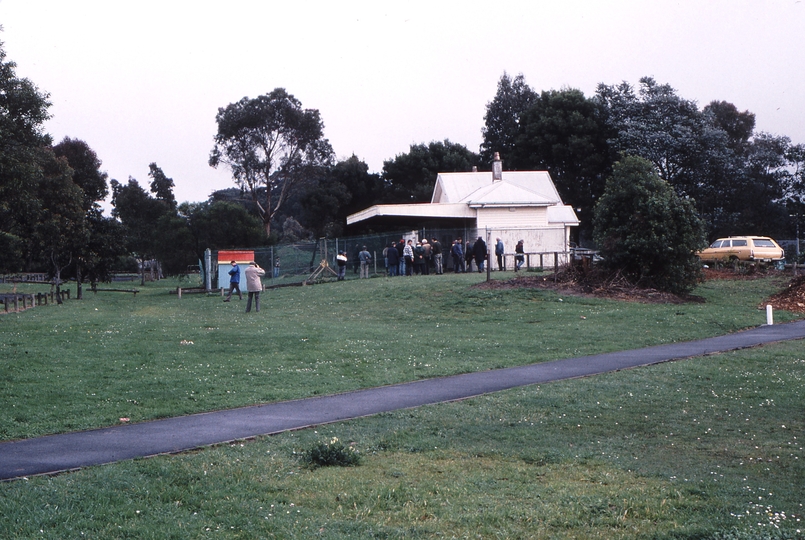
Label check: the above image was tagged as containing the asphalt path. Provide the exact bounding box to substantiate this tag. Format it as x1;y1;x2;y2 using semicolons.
2;319;804;481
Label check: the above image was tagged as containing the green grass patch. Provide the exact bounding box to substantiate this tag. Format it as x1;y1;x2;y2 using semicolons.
0;273;799;440
0;273;803;538
1;341;802;538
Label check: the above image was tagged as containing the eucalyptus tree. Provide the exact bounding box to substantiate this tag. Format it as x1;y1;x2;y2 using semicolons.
595;77;727;202
209;88;334;236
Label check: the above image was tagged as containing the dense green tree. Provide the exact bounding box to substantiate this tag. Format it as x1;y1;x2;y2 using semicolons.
0;41;53;272
52;137;117;297
296;173;351;238
381;140;479;203
594;78;797;239
33;150;87;301
733;132;790;236
512;88;613;242
784;143;805;214
52;137;108;211
595;77;728;202
152;212;196;276
330;155;383;217
182;200;266;253
293;155;383;237
593;156;706;295
703;100;755;156
480;72;537;164
111;177;171;284
209;88;334;237
81;214;127;286
148;162;177;210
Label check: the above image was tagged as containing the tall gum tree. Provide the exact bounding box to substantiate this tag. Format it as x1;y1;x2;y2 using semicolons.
209;88;333;237
0;41;53;272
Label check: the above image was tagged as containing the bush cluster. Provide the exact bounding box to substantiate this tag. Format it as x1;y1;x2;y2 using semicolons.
300;437;361;468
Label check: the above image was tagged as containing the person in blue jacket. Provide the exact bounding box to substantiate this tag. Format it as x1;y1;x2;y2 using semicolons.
223;260;242;301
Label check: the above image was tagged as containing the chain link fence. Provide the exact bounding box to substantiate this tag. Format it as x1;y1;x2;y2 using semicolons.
211;226;574;286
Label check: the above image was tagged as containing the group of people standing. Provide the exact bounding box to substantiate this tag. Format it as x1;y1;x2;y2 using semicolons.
380;236;526;276
383;237;443;276
449;236;489;273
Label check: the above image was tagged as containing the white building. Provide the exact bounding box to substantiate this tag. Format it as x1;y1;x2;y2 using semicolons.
347;154;579;264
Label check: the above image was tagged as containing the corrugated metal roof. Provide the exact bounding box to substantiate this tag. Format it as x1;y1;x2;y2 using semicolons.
347;169;578;226
433;171;561;205
547;205;580;225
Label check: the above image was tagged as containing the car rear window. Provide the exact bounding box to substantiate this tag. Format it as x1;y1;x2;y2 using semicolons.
752;239;775;247
731;239;748;247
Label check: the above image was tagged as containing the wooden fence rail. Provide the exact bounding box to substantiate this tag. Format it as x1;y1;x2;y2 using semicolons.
1;293;34;313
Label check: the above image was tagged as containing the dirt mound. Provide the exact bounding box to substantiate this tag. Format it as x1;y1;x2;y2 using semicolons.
476;269;698;304
702;267;776;280
761;275;805;313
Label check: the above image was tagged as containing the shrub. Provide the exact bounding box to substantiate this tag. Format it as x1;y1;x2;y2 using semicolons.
300;437;361;468
593;155;707;295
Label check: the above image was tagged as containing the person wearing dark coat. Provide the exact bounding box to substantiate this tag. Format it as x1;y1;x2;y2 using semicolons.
465;240;475;272
431;237;443;274
451;239;464;273
473;236;487;272
386;242;400;277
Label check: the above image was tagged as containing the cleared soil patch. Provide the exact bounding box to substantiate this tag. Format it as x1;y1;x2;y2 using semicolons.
761;274;805;313
476;269;695;304
479;266;805;309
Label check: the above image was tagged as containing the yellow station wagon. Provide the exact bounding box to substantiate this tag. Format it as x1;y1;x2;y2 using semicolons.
697;236;785;263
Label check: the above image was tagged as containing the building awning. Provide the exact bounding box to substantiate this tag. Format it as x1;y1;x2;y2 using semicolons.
547;205;581;226
347;203;476;225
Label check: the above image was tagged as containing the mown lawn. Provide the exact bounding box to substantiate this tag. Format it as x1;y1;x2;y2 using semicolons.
1;272;802;538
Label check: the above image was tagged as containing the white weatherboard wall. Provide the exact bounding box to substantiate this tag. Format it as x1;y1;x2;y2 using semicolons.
476;207;548;229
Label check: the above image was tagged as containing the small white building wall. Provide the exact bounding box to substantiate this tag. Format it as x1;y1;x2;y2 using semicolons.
476;206;547;229
476;227;569;269
473;206;571;266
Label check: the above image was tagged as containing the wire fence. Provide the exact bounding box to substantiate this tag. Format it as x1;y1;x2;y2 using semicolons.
211;226;576;287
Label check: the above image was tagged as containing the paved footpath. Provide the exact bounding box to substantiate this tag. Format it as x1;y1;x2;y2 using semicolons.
2;319;804;481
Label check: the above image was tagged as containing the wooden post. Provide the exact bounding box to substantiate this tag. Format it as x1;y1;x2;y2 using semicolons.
554;252;559;282
178;287;182;299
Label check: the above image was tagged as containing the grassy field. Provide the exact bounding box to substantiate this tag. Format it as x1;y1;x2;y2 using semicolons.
1;272;803;538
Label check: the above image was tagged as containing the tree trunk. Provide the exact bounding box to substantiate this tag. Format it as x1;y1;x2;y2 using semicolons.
54;269;63;305
76;262;83;300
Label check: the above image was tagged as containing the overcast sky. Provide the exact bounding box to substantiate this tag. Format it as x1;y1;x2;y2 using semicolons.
1;0;803;209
